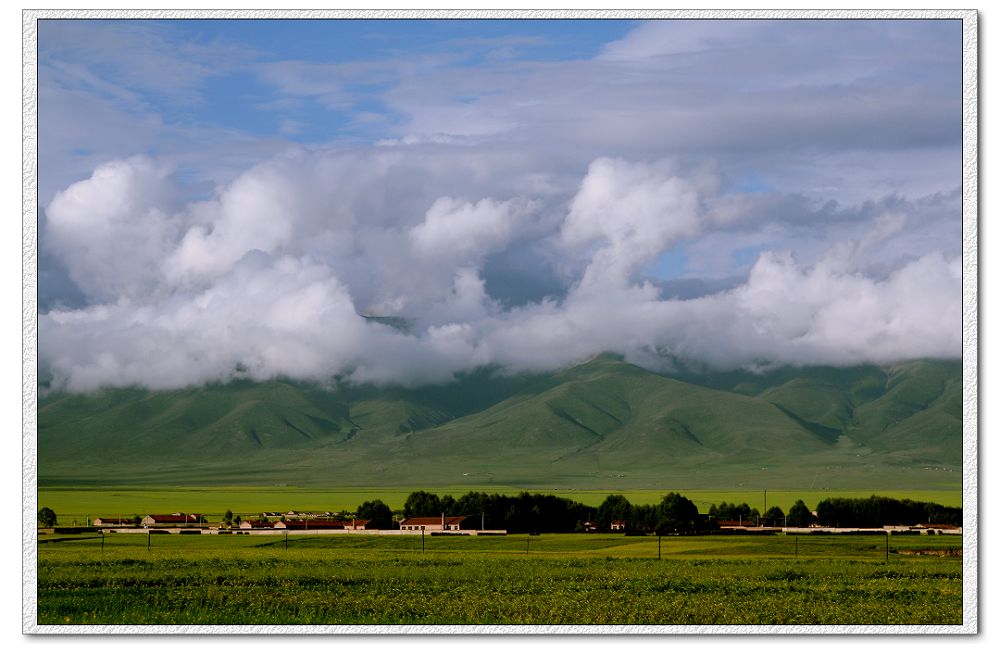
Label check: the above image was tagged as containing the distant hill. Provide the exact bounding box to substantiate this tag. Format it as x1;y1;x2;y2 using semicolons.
37;356;963;490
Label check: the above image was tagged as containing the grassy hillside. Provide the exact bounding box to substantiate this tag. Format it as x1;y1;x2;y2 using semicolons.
37;357;963;489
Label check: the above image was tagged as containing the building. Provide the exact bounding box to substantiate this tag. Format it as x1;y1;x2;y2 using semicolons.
238;520;274;529
915;523;963;534
345;518;374;530
399;515;474;531
610;520;626;531
141;513;203;528
93;517;134;527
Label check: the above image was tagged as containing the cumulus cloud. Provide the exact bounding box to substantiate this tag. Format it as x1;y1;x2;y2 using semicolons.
37;145;962;392
410;196;537;264
561;158;715;292
45;156;181;302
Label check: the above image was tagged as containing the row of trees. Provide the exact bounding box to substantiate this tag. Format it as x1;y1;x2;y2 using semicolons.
389;490;704;534
595;493;702;534
37;493;962;531
706;500;813;527
815;496;961;528
394;491;594;533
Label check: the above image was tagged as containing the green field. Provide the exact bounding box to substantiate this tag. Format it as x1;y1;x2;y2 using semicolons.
37;485;963;524
36;532;963;625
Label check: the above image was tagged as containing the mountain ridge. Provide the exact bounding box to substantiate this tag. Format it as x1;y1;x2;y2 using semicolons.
37;356;962;489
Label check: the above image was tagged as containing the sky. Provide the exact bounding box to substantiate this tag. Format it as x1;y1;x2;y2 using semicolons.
35;17;965;391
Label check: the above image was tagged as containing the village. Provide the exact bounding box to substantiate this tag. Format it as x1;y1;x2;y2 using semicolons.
83;511;509;536
73;510;962;537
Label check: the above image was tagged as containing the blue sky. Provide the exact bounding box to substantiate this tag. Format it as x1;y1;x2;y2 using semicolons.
112;20;635;144
36;17;966;388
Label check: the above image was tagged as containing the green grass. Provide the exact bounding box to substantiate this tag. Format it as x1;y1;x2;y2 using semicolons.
36;533;963;625
37;486;963;524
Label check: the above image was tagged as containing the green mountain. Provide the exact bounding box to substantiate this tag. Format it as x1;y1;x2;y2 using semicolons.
37;356;963;490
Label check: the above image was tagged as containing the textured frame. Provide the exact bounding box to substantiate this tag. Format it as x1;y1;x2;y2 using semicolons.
21;7;979;635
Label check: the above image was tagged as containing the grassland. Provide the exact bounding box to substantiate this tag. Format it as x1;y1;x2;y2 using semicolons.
36;532;963;625
37;485;963;524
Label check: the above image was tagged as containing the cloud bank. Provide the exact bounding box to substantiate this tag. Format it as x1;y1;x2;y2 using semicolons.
39;148;961;392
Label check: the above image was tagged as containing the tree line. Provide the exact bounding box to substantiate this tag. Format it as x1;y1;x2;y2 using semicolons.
37;492;962;532
357;491;961;533
814;496;962;528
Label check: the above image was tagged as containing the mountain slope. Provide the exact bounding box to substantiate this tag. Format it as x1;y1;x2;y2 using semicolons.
37;357;963;488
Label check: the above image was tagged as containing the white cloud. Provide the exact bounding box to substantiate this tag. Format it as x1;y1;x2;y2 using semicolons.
38;146;962;392
410;196;537;263
45;157;180;302
561;158;711;292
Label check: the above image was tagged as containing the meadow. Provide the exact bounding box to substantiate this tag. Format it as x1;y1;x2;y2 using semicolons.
36;532;963;626
37;485;962;524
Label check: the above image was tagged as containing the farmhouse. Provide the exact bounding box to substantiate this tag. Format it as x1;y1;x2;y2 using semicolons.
239;520;274;529
93;517;134;527
345;518;374;530
610;520;626;531
141;514;203;528
399;515;475;531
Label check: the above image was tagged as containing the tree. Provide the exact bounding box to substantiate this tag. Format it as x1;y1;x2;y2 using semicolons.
786;500;812;527
656;493;699;535
440;494;456;516
223;509;233;527
763;505;785;525
357;499;394;529
403;491;441;518
596;494;632;530
38;507;57;528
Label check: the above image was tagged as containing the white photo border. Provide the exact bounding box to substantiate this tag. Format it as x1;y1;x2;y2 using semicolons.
21;7;979;636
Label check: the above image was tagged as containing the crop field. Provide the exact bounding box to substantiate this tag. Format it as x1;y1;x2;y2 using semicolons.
36;532;963;626
37;486;962;524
